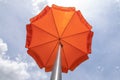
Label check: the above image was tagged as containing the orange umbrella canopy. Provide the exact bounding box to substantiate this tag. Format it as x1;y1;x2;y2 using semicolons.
25;4;93;73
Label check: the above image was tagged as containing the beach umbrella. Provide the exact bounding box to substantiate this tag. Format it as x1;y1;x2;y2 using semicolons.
25;4;93;80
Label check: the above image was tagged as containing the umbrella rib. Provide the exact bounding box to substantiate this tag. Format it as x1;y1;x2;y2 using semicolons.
29;39;58;48
62;40;86;54
51;9;60;37
45;41;59;66
62;48;69;69
62;31;90;39
32;24;58;38
61;12;75;37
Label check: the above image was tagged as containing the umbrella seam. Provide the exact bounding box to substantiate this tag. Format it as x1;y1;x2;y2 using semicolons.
61;12;76;37
45;41;59;67
31;23;58;38
62;40;87;54
29;39;58;48
62;31;90;39
51;8;60;37
62;48;69;70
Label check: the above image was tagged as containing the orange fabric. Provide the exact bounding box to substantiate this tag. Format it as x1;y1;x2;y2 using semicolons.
32;7;58;37
52;5;75;36
62;11;91;37
25;4;93;73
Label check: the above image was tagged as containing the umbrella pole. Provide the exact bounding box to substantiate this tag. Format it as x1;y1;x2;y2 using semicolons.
50;45;62;80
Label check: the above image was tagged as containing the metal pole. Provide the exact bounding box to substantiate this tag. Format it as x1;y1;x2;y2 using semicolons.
50;45;62;80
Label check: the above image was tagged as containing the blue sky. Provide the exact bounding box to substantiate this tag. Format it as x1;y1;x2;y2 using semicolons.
0;0;120;80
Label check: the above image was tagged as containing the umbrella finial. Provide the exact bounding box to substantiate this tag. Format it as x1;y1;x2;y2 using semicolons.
50;45;62;80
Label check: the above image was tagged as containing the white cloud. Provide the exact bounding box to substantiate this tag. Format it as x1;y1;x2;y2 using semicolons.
0;58;30;80
32;0;47;14
0;38;30;80
0;38;48;80
0;39;8;55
